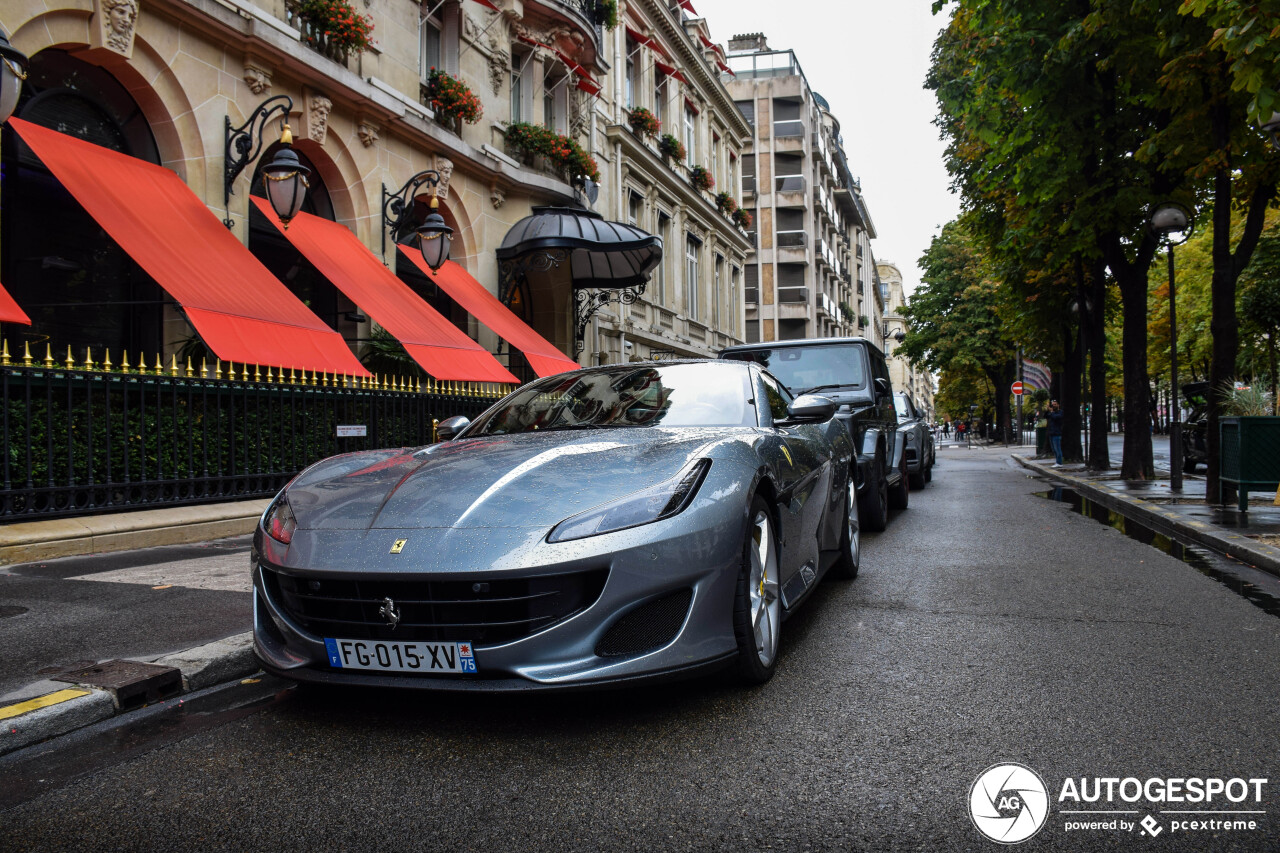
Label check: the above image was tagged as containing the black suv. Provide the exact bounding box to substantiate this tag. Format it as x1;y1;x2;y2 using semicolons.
720;337;907;531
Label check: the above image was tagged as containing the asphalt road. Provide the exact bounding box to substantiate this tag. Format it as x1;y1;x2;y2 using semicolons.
2;445;1279;852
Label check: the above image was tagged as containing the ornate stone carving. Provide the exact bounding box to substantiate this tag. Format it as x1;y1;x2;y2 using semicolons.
490;185;506;209
569;86;591;139
434;156;454;198
489;47;510;95
243;62;272;95
357;120;379;148
306;92;333;145
97;0;139;58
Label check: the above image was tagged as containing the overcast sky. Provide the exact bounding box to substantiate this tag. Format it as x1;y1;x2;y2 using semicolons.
693;0;960;295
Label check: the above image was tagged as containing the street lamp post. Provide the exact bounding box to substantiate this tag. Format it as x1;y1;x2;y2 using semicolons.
382;171;455;272
0;28;31;125
1149;201;1194;491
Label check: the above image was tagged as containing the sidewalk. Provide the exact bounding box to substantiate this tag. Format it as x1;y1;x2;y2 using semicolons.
1013;451;1280;578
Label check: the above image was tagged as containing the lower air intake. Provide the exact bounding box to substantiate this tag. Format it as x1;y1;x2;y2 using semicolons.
595;588;692;658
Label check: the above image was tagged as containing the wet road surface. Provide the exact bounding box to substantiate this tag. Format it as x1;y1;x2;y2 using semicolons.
2;446;1278;851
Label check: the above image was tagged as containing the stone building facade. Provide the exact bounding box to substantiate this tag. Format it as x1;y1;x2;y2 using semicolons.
0;0;748;377
588;0;752;363
878;260;934;418
723;33;883;348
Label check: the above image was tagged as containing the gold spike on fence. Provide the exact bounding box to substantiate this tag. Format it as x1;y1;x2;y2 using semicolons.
85;348;96;372
64;345;75;371
102;351;113;372
185;357;193;378
1;340;10;367
199;358;207;379
253;364;261;383
122;351;133;374
43;343;54;368
22;341;33;368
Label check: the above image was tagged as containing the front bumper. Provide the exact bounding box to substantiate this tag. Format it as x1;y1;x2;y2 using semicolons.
252;507;747;691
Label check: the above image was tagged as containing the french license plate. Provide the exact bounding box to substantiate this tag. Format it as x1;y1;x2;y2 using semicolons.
324;638;477;674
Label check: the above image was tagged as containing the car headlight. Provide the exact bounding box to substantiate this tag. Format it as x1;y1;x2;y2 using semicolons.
547;459;711;543
262;492;297;545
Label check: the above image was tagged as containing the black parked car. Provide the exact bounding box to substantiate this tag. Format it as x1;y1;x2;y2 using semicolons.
720;338;907;531
894;392;935;489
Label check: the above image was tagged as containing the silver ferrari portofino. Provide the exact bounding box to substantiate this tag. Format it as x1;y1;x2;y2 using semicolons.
252;360;858;690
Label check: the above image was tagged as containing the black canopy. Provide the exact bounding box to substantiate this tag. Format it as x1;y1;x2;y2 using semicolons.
496;206;662;290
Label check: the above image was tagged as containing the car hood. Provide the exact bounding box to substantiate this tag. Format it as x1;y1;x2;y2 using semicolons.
283;429;725;531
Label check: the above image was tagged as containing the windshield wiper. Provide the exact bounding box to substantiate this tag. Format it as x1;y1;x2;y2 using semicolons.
797;382;855;395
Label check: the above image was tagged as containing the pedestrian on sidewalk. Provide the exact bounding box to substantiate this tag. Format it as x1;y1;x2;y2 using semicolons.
1047;400;1064;466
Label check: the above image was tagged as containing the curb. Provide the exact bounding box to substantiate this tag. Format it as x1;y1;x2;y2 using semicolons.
0;632;259;757
1013;454;1280;578
0;499;272;566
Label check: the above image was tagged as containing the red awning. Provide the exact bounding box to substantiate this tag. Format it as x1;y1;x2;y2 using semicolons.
469;0;500;9
400;252;578;379
0;282;31;325
624;25;648;44
551;47;602;95
252;198;519;384
647;37;671;60
679;0;697;13
716;58;735;76
10;118;367;376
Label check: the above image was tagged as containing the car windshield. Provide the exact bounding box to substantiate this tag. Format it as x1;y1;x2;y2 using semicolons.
894;395;913;420
722;345;866;395
466;363;757;435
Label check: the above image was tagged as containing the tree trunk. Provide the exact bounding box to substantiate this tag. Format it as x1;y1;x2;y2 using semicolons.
1088;260;1111;469
1268;335;1278;416
1117;273;1154;479
1061;324;1083;462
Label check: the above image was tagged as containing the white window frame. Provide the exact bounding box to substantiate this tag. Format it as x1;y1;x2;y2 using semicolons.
684;105;696;167
686;236;700;322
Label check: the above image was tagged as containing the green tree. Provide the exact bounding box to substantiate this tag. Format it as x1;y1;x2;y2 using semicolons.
902;222;1019;438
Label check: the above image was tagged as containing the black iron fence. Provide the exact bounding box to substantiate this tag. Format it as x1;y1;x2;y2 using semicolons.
1;361;504;521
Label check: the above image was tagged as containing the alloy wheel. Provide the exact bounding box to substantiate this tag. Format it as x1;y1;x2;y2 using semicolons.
748;509;782;666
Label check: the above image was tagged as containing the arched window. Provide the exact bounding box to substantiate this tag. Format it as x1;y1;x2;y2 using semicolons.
0;49;163;360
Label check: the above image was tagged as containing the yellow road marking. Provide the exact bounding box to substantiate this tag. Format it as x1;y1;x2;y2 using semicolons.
0;688;92;721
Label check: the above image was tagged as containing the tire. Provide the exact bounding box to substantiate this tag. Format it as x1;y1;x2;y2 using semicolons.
859;453;889;532
733;496;782;685
889;453;910;510
829;479;860;580
910;468;926;490
925;459;933;482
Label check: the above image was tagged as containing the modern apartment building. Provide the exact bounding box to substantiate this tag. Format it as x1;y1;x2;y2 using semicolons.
724;33;883;348
878;261;935;418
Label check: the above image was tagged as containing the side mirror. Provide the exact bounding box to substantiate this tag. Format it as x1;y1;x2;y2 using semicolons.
436;415;471;441
874;377;891;398
782;394;837;425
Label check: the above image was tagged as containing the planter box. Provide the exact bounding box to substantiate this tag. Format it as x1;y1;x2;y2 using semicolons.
1219;416;1280;511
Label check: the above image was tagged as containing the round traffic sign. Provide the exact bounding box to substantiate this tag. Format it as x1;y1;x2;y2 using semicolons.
1011;381;1025;396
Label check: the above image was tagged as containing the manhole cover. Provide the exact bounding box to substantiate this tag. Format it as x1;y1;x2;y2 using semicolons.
52;659;182;710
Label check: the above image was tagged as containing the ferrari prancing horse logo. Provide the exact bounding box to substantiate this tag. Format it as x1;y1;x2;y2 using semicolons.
390;538;407;554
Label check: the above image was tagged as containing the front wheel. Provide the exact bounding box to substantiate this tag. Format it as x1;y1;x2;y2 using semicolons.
733;497;782;685
859;455;889;532
829;480;860;580
889;453;910;510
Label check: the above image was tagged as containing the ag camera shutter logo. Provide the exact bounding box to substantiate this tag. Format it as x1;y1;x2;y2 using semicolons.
969;763;1050;844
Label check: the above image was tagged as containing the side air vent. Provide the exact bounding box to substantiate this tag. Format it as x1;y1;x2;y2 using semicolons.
595;589;692;658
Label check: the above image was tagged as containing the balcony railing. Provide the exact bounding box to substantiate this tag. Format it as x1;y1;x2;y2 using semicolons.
541;0;605;52
776;230;808;248
745;287;759;304
778;287;809;304
773;120;805;138
775;175;806;193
